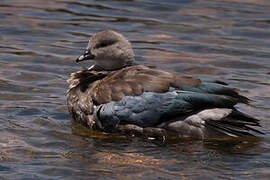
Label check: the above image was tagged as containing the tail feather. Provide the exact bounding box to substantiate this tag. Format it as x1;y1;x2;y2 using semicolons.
221;119;259;127
206;121;253;137
230;110;260;124
205;110;264;137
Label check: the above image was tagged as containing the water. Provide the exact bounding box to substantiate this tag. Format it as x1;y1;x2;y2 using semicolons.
0;0;270;179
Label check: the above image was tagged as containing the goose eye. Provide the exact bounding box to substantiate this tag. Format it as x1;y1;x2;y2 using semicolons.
95;39;117;49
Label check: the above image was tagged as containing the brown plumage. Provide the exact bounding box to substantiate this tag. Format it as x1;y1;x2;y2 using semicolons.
67;65;202;125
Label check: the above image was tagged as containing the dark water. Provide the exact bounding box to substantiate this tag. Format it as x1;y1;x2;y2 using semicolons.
0;0;270;179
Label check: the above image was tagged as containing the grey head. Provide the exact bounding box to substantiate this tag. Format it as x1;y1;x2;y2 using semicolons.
76;30;135;71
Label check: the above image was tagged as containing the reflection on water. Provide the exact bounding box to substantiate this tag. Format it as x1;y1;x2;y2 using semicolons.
0;0;270;179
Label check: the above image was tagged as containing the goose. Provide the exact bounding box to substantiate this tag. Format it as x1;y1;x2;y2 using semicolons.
67;30;263;139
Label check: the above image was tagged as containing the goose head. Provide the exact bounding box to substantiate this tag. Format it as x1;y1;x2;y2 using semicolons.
76;30;135;71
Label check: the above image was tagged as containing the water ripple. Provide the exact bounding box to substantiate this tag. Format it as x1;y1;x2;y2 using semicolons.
0;0;269;179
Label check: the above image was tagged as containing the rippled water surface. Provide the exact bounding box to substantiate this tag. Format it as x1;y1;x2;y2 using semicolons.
0;0;270;179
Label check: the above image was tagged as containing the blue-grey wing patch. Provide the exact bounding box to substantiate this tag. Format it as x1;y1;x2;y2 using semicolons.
94;91;236;130
181;83;249;103
93;90;263;137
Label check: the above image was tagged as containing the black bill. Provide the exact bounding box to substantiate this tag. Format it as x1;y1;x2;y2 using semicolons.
76;50;95;63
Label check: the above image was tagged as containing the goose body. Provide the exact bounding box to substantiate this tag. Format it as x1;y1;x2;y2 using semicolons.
67;30;263;139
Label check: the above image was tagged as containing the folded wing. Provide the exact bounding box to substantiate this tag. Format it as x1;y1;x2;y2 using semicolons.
93;91;262;137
